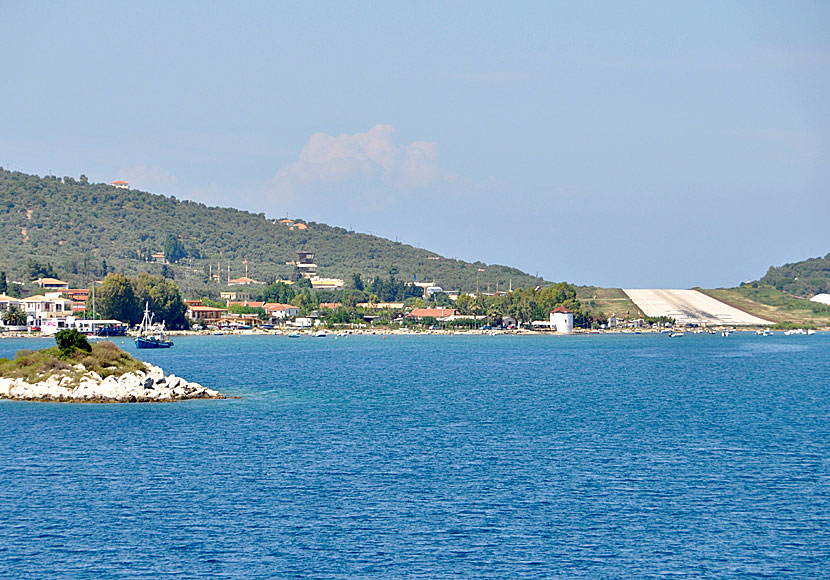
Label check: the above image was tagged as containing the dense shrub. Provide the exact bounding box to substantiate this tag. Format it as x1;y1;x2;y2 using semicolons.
55;328;92;358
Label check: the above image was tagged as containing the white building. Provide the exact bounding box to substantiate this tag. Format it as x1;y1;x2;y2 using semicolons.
22;293;74;327
810;293;830;306
550;306;574;333
263;303;300;319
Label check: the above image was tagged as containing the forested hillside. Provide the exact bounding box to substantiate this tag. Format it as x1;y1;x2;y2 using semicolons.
759;254;830;297
0;168;545;295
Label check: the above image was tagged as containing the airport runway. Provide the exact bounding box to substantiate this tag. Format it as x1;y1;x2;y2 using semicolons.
623;289;773;326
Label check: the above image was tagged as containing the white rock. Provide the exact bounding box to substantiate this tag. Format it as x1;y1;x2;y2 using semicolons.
118;373;142;392
144;364;165;383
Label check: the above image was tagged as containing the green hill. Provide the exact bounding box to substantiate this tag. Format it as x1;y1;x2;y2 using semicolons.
0;168;545;296
758;254;830;297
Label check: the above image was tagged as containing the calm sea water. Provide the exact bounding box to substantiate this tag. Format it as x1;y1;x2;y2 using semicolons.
0;332;828;579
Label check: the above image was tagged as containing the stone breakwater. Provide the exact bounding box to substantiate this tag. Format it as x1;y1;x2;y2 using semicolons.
0;363;225;403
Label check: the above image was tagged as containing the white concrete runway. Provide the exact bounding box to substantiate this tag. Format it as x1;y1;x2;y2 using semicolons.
623;289;773;326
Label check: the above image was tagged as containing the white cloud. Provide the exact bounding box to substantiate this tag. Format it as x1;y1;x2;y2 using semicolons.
271;125;440;197
115;165;178;192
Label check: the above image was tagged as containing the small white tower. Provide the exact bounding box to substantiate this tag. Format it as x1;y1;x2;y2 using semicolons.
550;306;574;333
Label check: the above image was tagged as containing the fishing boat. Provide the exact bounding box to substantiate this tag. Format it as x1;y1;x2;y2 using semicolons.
135;303;174;349
668;331;684;338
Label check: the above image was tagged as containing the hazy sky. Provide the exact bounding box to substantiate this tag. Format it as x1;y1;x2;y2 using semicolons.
2;1;828;288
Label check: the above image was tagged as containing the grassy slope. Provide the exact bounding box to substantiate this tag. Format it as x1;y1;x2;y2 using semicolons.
698;287;830;327
0;341;145;386
577;287;643;319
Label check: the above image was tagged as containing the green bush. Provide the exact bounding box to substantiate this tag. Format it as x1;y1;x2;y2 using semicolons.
55;328;92;358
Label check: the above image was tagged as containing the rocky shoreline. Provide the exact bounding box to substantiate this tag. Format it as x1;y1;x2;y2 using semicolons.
0;362;226;403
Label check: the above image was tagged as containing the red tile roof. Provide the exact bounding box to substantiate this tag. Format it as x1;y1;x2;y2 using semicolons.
263;303;298;311
551;306;572;314
188;306;228;313
408;308;456;318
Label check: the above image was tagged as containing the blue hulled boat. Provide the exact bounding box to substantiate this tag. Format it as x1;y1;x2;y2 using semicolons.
135;303;174;349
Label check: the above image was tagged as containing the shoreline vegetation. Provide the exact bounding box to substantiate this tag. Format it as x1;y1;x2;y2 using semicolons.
0;331;225;403
2;325;825;341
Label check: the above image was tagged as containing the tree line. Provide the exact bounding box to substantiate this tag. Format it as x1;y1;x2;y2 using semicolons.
88;273;188;329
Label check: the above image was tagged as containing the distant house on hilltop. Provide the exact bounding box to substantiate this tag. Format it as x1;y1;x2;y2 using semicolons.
227;276;264;286
110;180;128;189
33;277;69;290
276;218;308;230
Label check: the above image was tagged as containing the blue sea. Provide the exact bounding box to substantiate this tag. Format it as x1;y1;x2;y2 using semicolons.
1;332;828;579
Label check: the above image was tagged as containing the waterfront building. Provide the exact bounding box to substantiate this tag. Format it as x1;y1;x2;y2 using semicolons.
550;306;574;333
264;303;300;320
186;305;227;321
408;308;456;321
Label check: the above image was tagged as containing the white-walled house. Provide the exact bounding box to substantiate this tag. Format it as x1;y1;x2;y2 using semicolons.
22;293;74;326
264;303;300;320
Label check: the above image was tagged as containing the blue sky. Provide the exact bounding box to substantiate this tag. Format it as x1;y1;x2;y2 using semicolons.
2;1;828;288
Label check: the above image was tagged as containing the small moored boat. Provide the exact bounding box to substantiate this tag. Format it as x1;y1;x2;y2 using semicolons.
135;303;174;349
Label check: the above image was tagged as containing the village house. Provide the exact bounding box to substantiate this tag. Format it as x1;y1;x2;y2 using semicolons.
22;293;74;326
186;305;227;322
62;289;91;314
0;293;23;314
227;276;264;286
309;277;344;290
220;312;262;327
33;277;69;290
228;300;265;309
408;308;456;321
110;180;129;189
220;290;253;302
263;303;300;320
